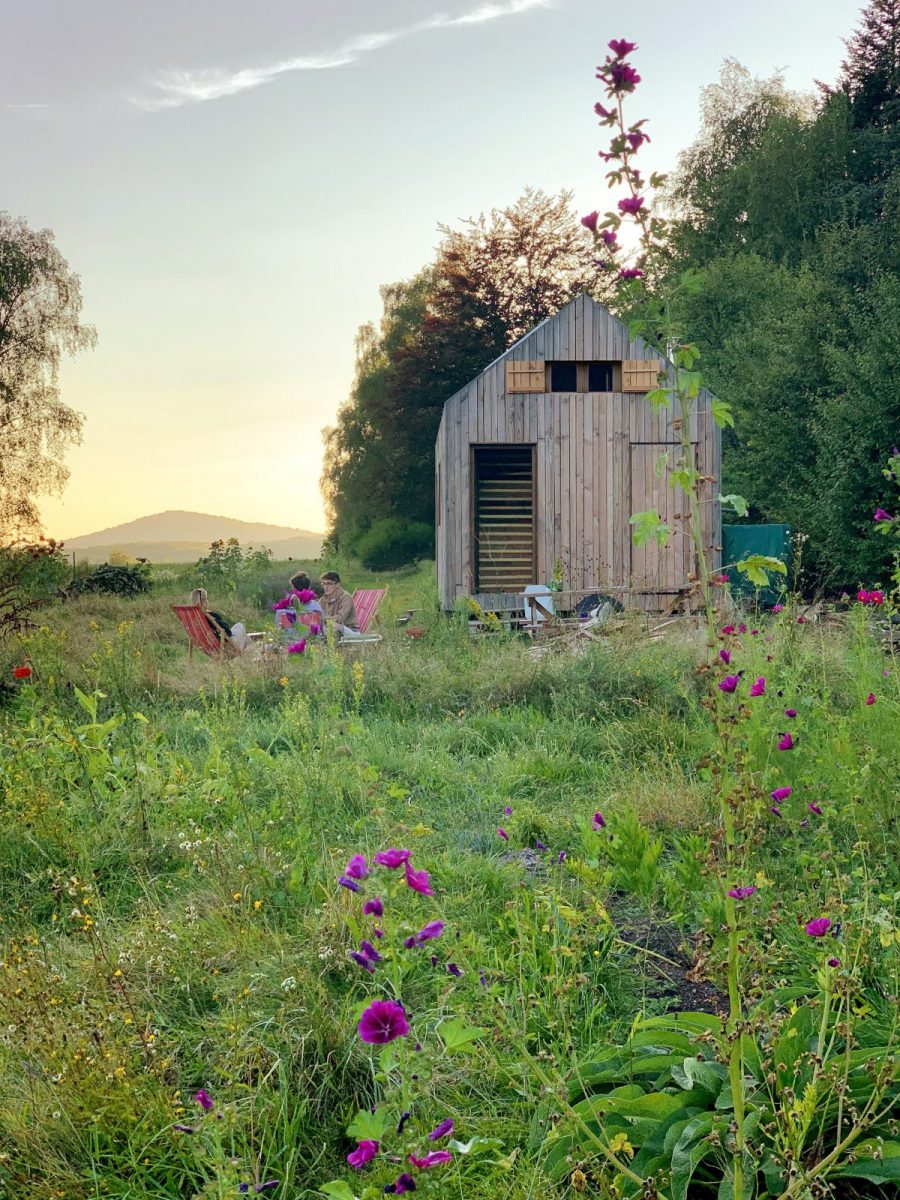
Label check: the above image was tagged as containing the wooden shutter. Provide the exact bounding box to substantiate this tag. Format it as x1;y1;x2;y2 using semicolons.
622;358;662;393
505;360;546;393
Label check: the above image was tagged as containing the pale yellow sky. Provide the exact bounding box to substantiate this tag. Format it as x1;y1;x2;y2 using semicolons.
4;0;856;540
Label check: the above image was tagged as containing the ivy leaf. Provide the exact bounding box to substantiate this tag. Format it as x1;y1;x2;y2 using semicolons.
630;511;670;547
737;555;788;588
346;1109;388;1142
718;493;749;518
439;1017;485;1053
710;398;734;429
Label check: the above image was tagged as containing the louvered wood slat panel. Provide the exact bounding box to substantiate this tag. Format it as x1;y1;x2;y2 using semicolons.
475;446;535;592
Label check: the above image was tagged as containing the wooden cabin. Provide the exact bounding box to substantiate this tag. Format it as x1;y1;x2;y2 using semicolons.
434;294;721;612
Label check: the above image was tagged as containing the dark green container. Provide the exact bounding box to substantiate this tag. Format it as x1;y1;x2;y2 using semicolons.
722;524;792;607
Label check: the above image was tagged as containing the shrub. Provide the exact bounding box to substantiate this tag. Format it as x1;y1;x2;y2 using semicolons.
0;538;69;640
353;518;433;571
68;562;151;597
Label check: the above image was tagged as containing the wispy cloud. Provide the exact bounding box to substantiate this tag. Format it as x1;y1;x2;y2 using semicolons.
4;103;50;110
131;0;554;111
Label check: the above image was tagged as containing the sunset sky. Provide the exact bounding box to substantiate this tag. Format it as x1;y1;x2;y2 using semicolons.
1;0;859;539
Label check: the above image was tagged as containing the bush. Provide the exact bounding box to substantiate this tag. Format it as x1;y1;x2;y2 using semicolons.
353;518;433;571
69;562;151;598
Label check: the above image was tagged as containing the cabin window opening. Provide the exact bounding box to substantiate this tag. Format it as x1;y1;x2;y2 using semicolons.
546;361;617;392
549;361;578;392
588;361;614;391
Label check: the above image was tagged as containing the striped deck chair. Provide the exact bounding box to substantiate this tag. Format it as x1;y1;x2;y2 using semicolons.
336;588;386;646
171;605;237;659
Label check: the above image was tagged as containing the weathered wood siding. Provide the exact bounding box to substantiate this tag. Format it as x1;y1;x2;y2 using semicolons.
435;295;722;611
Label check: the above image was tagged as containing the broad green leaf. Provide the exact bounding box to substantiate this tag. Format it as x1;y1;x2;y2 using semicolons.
675;342;701;367
630;510;670;547
670;1058;727;1099
645;387;671;410
439;1017;485;1053
718;493;748;518
447;1136;503;1155
320;1183;357;1200
639;1013;723;1036
737;555;787;588
679;270;703;296
710;398;734;429
346;1109;388;1141
670;467;699;494
677;368;703;399
671;1113;719;1200
832;1144;900;1184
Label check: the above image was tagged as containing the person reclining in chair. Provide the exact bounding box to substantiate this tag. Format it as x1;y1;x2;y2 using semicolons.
319;571;361;638
188;588;252;652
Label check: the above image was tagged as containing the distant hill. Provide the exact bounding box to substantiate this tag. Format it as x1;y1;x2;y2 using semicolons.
64;511;323;563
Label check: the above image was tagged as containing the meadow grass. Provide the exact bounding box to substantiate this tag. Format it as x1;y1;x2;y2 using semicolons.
0;564;896;1198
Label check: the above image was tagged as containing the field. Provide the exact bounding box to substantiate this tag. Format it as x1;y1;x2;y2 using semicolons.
0;562;897;1199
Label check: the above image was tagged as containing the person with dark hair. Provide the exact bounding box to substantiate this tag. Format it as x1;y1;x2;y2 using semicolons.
320;570;360;636
274;571;324;639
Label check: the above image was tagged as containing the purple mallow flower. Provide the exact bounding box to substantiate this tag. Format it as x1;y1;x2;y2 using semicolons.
385;1174;417;1195
195;1089;214;1111
608;37;637;57
581;211;599;233
363;896;384;917
375;848;411;869
718;675;740;693
828;957;841;968
447;963;463;977
408;1150;452;1168
497;827;509;841
360;940;382;963
866;692;876;705
778;732;795;751
728;886;757;900
535;840;548;850
807;803;823;815
338;875;360;892
873;508;893;522
749;677;766;697
618;195;645;215
405;862;434;896
348;1140;379;1168
784;708;797;718
173;1123;195;1134
719;649;731;665
503;805;512;815
592;812;606;829
771;786;792;802
428;1119;454;1140
805;918;832;938
350;952;375;973
344;854;368;880
397;1111;412;1135
358;1000;409;1044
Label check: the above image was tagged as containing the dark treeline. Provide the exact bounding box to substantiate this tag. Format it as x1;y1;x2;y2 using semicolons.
323;0;900;588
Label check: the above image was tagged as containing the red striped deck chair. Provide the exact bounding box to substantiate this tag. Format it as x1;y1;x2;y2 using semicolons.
352;589;386;634
171;605;237;659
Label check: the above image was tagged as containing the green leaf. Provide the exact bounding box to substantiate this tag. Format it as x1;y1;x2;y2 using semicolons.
320;1183;358;1200
718;493;748;518
630;510;670;547
670;467;699;495
832;1144;900;1184
346;1109;388;1142
736;555;788;588
710;398;734;429
670;1113;719;1200
670;1058;727;1099
654;451;670;480
447;1136;503;1155
679;269;703;296
676;368;703;399
645;387;671;410
439;1017;485;1053
675;342;701;367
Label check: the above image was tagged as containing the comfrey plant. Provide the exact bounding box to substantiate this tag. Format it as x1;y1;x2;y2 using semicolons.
525;39;900;1200
323;849;491;1198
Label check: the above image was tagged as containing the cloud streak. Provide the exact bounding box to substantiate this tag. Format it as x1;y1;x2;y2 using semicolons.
132;0;554;111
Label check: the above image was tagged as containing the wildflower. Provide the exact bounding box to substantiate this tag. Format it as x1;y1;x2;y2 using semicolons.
619;268;643;279
375;848;411;869
286;640;306;654
404;862;434;896
728;886;757;900
479;970;488;986
866;692;876;705
873;508;893;522
363;896;384;917
293;588;317;604
384;1174;417;1194
771;786;792;802
172;1123;195;1134
397;1111;412;1134
718;675;740;693
408;1151;452;1168
608;37;637;57
358;1000;409;1044
447;963;463;977
360;940;382;963
750;629;759;636
195;1089;214;1110
309;624;321;636
497;827;509;840
345;854;368;880
254;1185;278;1194
581;211;599;233
827;957;841;968
799;818;809;828
428;1119;454;1140
796;615;807;624
721;624;735;635
777;732;795;751
805;918;832;938
618;195;644;215
503;805;512;815
770;806;781;817
784;708;797;718
12;665;32;679
535;839;548;850
594;101;613;119
608;61;641;89
772;603;784;613
626;130;648;151
718;649;731;665
608;1132;635;1159
348;1140;379;1168
408;920;444;946
350;952;375;973
738;623;748;633
601;229;617;246
592;812;606;829
271;598;291;611
711;574;730;585
557;851;567;864
338;876;360;892
857;589;885;605
807;803;823;815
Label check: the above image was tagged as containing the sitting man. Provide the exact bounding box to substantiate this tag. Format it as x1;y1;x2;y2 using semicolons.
189;588;252;652
319;570;361;638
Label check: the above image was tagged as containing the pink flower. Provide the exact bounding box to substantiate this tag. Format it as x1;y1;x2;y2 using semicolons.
363;896;383;917
770;806;782;817
389;1175;416;1195
409;1151;452;1169
873;508;893;522
728;886;757;900
608;61;641;89
784;708;797;718
857;589;885;605
738;623;748;634
866;692;876;705
405;862;434;896
749;677;766;697
358;999;409;1044
195;1089;214;1110
592;811;606;829
581;211;599;233
286;639;306;654
309;623;322;636
619;268;643;279
711;573;730;585
293;588;317;604
271;597;291;611
601;229;617;246
777;732;795;751
608;38;638;57
718;675;740;693
347;1140;379;1168
618;195;645;215
344;854;368;880
497;827;509;840
718;649;731;665
374;848;411;869
805;918;832;938
594;101;613;119
808;803;823;815
772;603;784;613
626;130;649;151
796;615;807;624
827;957;841;968
428;1119;454;1140
721;625;735;635
771;786;792;802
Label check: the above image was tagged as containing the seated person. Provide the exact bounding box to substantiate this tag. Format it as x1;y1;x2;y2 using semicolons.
189;588;251;652
319;570;361;637
289;572;325;631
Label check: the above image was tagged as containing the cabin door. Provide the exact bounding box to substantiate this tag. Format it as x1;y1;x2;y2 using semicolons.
473;446;536;593
629;443;696;593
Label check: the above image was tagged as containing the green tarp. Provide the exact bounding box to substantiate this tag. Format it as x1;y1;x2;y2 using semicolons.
722;523;791;607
